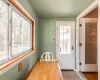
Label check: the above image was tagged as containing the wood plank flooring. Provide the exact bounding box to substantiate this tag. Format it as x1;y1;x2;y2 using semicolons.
82;72;98;80
27;61;63;80
62;71;81;80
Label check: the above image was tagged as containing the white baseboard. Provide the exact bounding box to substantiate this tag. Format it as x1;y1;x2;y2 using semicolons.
74;69;87;80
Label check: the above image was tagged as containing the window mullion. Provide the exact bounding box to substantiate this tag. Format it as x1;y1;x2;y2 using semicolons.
30;23;32;49
8;5;12;60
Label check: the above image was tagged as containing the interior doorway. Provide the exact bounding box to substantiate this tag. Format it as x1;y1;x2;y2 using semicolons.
79;7;98;80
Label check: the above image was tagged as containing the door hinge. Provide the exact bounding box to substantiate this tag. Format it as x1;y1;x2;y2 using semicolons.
79;24;82;27
79;62;82;65
79;43;82;46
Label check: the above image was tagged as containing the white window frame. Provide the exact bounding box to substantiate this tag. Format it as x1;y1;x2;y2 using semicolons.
0;0;32;64
0;0;10;64
10;6;32;58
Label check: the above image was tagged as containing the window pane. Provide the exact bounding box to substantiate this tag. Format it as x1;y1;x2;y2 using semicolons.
85;23;97;64
60;26;71;54
0;0;9;62
12;10;32;56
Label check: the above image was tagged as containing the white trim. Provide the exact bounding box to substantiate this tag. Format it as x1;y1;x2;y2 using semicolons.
77;0;98;19
76;0;98;71
56;22;59;59
34;20;36;50
98;0;100;80
74;69;87;80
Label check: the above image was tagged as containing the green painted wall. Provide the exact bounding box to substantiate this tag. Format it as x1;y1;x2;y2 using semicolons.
0;0;39;80
39;18;76;56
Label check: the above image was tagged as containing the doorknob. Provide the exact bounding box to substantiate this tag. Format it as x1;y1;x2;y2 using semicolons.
71;45;74;50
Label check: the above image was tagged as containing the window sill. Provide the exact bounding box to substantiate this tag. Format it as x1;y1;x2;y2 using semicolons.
0;50;34;75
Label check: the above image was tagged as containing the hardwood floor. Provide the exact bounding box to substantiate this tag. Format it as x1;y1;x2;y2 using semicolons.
26;61;82;80
62;71;81;80
82;72;98;80
26;61;63;80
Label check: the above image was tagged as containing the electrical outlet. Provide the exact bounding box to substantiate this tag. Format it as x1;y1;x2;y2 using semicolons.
18;62;22;72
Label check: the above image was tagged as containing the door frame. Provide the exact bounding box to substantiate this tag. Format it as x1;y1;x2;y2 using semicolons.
76;0;98;72
56;21;75;69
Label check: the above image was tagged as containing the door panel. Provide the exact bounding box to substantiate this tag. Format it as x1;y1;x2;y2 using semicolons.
80;18;98;72
56;21;75;70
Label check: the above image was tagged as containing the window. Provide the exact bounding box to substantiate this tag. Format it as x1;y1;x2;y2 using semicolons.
12;10;32;56
0;0;33;65
60;26;71;54
0;0;9;63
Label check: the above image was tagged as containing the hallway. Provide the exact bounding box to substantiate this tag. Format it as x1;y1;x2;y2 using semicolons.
0;0;99;80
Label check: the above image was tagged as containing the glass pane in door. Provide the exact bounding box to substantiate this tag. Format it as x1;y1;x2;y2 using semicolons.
60;26;71;54
85;22;97;64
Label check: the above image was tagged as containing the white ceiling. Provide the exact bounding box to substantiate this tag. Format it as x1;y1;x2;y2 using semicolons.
29;0;95;18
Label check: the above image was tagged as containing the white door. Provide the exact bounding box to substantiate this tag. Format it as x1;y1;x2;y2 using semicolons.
56;21;75;70
80;18;98;72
